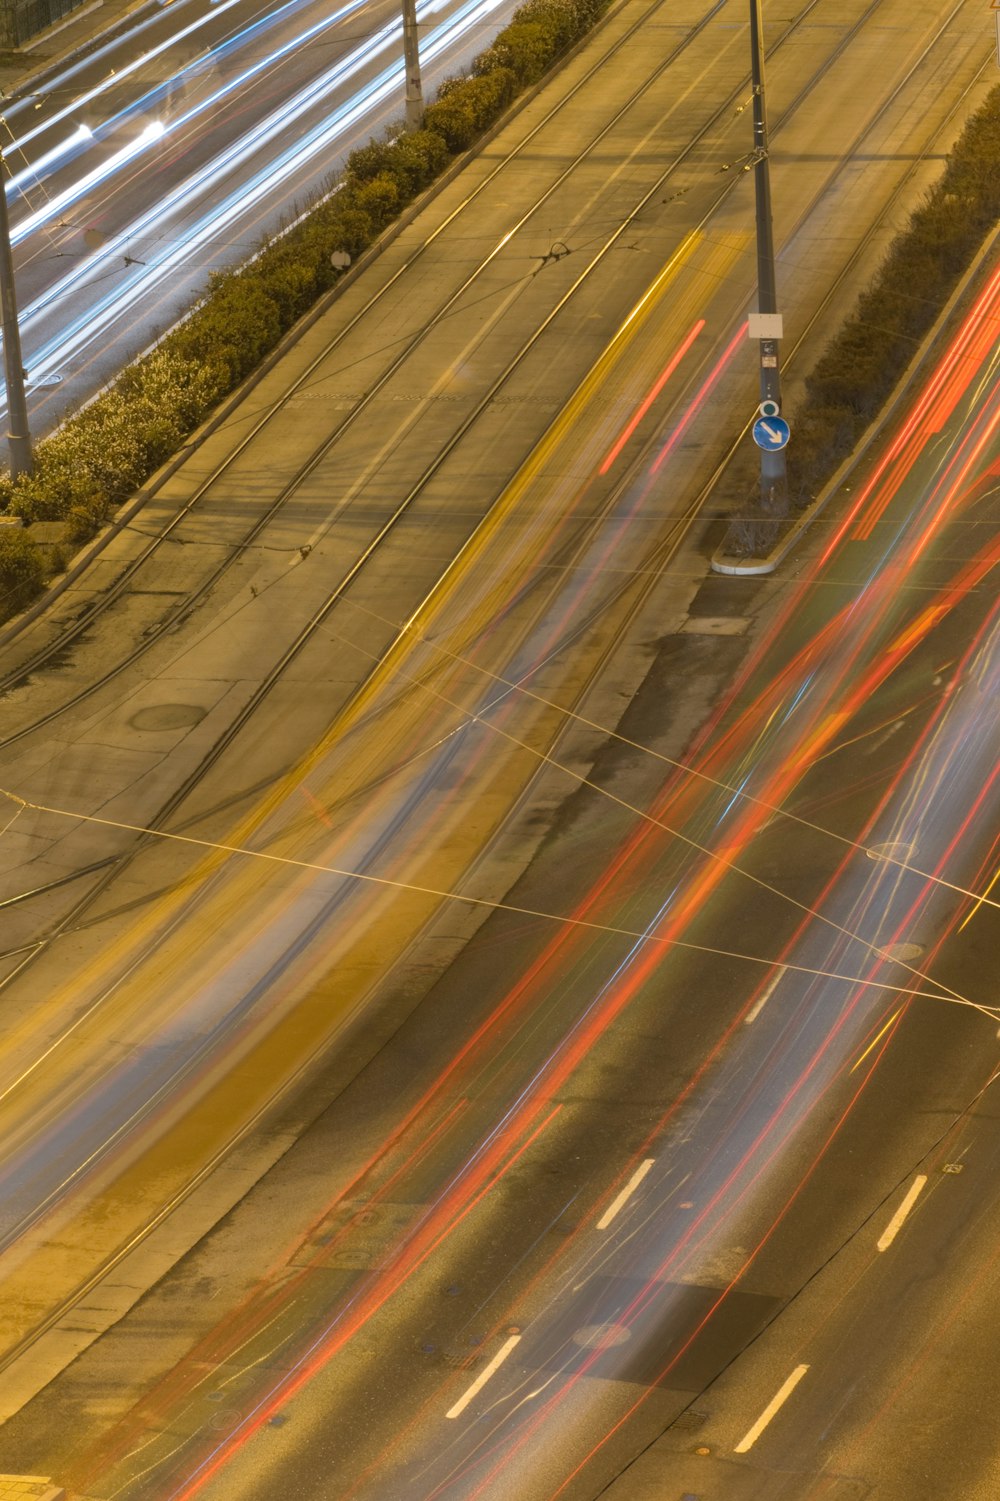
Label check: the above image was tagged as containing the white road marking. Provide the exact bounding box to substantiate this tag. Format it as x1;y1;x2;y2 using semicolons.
877;1174;928;1252
446;1334;521;1420
734;1363;810;1453
746;966;786;1024
596;1158;655;1230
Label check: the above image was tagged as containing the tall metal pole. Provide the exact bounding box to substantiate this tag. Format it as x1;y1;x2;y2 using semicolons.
749;0;785;509
0;151;32;480
401;0;423;131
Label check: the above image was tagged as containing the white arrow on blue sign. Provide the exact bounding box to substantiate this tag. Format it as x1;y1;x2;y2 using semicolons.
752;415;790;451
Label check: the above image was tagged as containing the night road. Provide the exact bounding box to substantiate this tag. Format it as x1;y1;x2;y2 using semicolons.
0;1;998;1498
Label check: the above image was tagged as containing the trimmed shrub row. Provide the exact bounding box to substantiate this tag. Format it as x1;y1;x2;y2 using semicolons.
0;526;44;615
0;0;610;621
787;87;1000;510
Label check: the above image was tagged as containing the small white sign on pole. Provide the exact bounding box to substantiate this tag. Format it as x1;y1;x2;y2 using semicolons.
748;312;784;340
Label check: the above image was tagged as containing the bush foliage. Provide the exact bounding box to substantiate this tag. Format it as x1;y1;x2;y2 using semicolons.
787;89;1000;501
4;1;1000;600
723;88;1000;556
0;0;612;622
0;526;44;615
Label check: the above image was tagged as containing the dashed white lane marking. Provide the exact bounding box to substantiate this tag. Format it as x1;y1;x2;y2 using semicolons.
596;1158;655;1231
446;1334;521;1420
745;966;787;1024
734;1363;810;1453
877;1174;928;1252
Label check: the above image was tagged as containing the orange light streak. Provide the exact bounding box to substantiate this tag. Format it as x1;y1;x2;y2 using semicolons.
598;318;704;475
166;1103;564;1501
650;321;746;473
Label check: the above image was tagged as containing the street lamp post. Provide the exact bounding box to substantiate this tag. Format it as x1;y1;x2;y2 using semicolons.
0;151;32;479
748;0;785;511
401;0;424;130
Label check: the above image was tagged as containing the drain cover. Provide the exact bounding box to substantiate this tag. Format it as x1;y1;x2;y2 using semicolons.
130;703;207;731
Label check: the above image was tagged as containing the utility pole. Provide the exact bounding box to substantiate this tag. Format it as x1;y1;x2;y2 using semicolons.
401;0;423;131
0;151;32;479
748;0;786;512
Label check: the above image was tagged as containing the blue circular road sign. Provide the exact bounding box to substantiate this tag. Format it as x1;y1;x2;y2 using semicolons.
752;415;790;451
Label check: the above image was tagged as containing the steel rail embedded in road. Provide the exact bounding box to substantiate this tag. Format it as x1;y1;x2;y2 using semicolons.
0;0;903;735
0;0;978;1289
0;0;984;1440
0;0;729;703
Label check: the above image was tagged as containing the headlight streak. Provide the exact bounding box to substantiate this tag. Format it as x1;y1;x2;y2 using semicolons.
401;303;1000;1498
428;608;1000;1499
328;576;1000;955
0;0;505;408
8;187;1000;1501
1;624;978;1476
2;0;281;157
11;453;990;1501
2;0;247;154
274;468;1000;1501
310;608;981;1032
12;118;168;249
7;0;374;216
543;652;1000;1498
7;681;984;1501
317;284;1000;1494
7;307;996;1488
6;121;93;194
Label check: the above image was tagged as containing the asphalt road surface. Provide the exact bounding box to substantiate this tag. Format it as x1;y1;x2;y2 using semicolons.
2;0;520;434
0;0;997;1497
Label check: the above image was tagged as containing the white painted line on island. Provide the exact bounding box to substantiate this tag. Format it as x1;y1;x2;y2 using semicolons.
746;966;787;1024
734;1363;810;1453
446;1334;521;1420
877;1174;927;1252
597;1158;655;1230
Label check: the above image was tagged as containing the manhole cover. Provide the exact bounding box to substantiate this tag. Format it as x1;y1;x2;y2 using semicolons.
866;841;915;863
130;703;207;731
572;1321;632;1351
884;942;923;962
208;1405;242;1431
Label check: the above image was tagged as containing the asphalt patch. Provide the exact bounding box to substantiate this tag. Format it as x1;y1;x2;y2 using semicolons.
529;1275;781;1393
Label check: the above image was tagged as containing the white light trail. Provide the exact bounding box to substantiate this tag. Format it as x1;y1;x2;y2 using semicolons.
0;0;508;408
7;123;92;193
8;0;372;237
4;0;248;153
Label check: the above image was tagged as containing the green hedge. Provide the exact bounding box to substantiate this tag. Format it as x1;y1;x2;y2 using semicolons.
0;0;612;621
789;88;1000;501
0;526;44;616
721;86;1000;556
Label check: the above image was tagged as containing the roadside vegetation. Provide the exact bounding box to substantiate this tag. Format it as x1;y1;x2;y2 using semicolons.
723;85;1000;557
1;11;999;615
0;0;610;622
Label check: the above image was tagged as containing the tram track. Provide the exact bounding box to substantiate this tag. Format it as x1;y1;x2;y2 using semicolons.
0;0;958;975
0;0;988;1400
0;0;895;745
0;0;731;706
